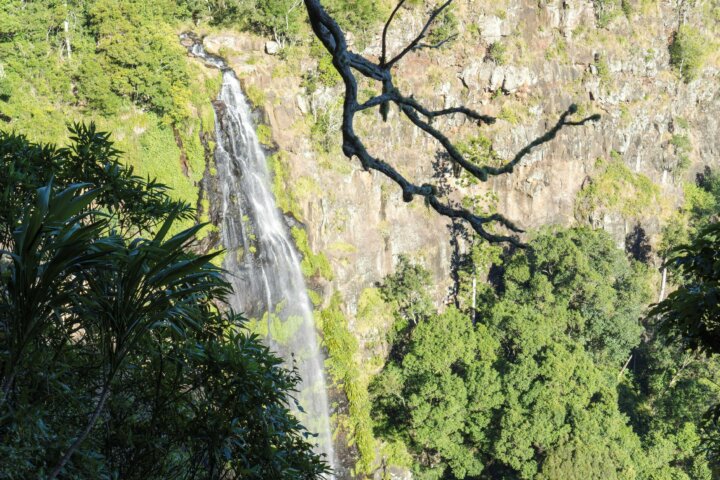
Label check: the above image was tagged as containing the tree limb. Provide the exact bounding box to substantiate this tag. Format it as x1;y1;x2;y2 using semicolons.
412;34;458;51
47;382;111;480
385;0;454;69
303;0;601;245
381;0;406;66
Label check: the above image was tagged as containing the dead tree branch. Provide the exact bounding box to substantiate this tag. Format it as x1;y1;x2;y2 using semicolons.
303;0;600;246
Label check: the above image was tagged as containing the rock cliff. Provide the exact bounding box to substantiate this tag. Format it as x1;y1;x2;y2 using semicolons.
199;0;718;313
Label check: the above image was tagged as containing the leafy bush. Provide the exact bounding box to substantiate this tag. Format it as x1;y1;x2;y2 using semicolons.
652;222;720;353
669;26;710;82
487;41;507;65
593;0;622;27
245;83;267;108
371;228;662;479
575;154;660;221
291;226;334;280
256;124;274;147
595;55;611;85
456;135;503;186
426;5;458;47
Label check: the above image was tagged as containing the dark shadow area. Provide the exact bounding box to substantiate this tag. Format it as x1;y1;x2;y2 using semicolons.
625;223;652;263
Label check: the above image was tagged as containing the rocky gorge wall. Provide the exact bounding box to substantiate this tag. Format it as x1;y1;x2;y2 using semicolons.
199;0;719;312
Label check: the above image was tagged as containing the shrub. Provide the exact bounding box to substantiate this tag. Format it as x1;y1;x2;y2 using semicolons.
244;83;267;108
596;55;611;85
291;226;333;280
256;124;274;147
487;41;507;65
426;5;458;47
576;154;660;221
669;26;710;82
594;0;621;27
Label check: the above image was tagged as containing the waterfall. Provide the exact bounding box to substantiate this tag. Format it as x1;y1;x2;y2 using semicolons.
183;35;337;476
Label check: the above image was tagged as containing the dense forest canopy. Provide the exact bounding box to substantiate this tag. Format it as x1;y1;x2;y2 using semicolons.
1;0;720;479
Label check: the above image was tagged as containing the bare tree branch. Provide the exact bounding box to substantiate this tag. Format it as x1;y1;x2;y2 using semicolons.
385;0;454;69
411;34;458;51
381;0;406;66
303;0;600;245
395;95;496;124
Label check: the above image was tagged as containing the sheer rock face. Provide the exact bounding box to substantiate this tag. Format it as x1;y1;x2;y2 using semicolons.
199;0;719;312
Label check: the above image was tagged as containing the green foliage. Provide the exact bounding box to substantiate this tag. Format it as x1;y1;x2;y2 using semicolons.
380;256;434;334
545;36;569;62
372;306;501;479
357;288;393;332
426;5;458;47
621;0;634;18
256;124;274;147
662;168;720;257
627;226;720;478
670;26;710;83
671;133;692;154
322;0;392;45
291;226;333;280
245;83;267;108
670;133;692;174
372;227;664;479
498;105;521;125
76;57;123;113
622;337;718;480
0;124;191;244
487;41;507;65
454;237;502;318
507;227;651;366
0;131;327;479
0;0;220;231
675;116;690;130
205;0;308;43
303;43;342;94
596;55;611;85
247;307;306;345
593;0;622;27
456;135;500;166
203;0;390;45
652;222;720;354
319;294;376;475
308;104;342;156
456;135;503;186
85;0;192;121
684;169;720;224
268;151;304;220
576;154;660;221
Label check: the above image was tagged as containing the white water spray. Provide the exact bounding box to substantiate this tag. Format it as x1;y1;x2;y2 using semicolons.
184;35;337;476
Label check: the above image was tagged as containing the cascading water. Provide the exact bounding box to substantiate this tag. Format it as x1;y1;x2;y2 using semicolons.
182;35;337;476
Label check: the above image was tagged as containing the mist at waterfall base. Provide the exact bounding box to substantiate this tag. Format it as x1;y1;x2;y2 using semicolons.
183;36;338;477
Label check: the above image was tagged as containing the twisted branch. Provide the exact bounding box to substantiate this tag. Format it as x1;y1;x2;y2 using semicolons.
303;0;600;245
385;0;454;69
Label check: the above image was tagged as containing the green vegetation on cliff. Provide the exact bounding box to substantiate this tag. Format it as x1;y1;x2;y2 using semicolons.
0;0;221;234
670;25;711;83
576;153;661;222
